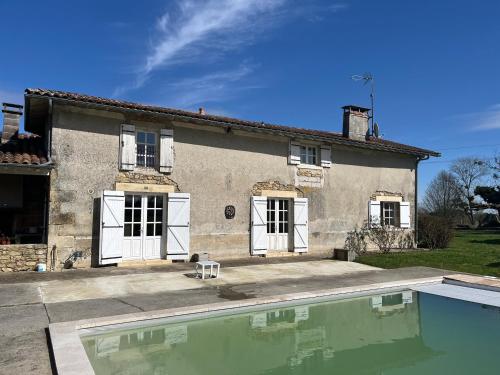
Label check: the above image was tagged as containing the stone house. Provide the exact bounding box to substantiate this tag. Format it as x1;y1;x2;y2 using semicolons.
1;88;439;271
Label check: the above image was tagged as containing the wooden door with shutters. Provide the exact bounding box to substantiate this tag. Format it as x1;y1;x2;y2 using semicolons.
267;198;290;251
251;196;268;255
166;193;190;260
123;194;164;260
99;190;125;265
293;198;309;253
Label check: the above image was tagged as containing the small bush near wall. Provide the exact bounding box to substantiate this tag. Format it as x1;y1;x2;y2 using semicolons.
367;225;403;253
344;224;415;255
397;231;415;250
418;215;454;250
344;226;368;256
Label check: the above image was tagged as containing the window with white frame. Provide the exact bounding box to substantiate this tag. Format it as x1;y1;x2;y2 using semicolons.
381;202;400;226
136;131;156;168
300;145;317;165
267;199;289;234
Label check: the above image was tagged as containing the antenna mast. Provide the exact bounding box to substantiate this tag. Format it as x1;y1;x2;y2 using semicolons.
351;73;375;135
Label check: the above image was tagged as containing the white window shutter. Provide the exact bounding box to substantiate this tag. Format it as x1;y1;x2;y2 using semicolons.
166;193;190;260
400;201;411;228
293;197;308;252
251;196;268;255
160;128;174;173
120;124;135;171
288;141;301;165
320;145;331;168
99;190;125;265
369;201;381;227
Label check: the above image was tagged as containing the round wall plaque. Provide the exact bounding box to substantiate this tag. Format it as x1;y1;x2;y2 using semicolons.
225;205;236;219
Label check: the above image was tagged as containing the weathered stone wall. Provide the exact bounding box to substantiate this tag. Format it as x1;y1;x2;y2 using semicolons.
251;180;303;197
0;244;48;272
116;171;179;189
47;104;417;268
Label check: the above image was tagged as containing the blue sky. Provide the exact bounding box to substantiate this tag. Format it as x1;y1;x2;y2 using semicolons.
1;0;499;198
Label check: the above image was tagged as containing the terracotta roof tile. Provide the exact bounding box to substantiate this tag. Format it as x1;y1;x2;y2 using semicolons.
0;132;48;165
25;88;440;157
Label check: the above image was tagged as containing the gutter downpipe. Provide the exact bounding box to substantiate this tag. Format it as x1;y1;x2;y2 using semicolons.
415;155;430;246
47;98;54;271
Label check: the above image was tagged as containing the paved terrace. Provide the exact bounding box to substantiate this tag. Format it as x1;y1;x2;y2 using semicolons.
0;256;450;375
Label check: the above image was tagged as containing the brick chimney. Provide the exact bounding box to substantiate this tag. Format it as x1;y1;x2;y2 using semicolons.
342;105;370;141
1;103;23;143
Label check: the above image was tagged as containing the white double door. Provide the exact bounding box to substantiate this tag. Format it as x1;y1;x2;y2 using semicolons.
123;194;165;260
267;198;290;251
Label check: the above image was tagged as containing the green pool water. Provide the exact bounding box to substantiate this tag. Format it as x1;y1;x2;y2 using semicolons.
81;291;500;374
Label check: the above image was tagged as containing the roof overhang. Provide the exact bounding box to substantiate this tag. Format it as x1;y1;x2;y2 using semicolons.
0;163;52;176
25;89;440;158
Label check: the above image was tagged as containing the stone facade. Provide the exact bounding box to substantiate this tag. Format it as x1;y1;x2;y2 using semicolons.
44;104;419;268
0;244;48;272
295;166;324;188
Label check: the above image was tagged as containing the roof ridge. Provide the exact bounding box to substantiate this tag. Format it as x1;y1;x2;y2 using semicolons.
25;88;440;157
25;87;342;133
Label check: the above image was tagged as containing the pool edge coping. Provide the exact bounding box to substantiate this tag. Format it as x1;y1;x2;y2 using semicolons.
49;276;443;375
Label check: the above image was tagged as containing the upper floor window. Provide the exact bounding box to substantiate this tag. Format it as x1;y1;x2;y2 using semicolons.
381;202;400;226
120;125;173;173
300;145;317;165
136;131;156;168
289;142;331;168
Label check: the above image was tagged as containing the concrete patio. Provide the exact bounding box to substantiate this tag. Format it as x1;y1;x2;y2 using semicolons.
0;258;450;374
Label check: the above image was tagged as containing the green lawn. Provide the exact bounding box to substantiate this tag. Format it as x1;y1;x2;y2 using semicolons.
356;230;500;277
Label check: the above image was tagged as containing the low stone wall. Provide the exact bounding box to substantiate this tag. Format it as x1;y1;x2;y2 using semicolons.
0;244;48;272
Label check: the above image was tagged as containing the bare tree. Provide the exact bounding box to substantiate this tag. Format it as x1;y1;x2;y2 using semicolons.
422;170;462;218
450;157;488;226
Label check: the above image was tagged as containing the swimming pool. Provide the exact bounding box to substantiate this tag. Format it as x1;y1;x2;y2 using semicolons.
79;288;500;375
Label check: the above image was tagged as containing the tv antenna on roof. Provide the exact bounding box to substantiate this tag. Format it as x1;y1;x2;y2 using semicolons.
351;73;375;136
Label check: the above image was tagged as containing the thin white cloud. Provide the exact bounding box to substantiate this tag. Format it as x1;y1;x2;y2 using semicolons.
113;0;347;98
477;108;500;130
161;63;261;108
293;2;348;22
113;0;285;97
144;0;285;74
156;13;170;33
457;104;500;131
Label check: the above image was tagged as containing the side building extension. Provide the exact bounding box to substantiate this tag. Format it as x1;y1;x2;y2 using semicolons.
0;102;52;271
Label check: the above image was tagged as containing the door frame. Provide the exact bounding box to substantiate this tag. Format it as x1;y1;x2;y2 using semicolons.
123;192;167;261
266;197;292;252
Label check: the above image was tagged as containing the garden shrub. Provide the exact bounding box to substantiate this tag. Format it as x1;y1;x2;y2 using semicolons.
397;230;415;250
367;224;402;253
418;214;454;249
344;226;368;255
346;223;415;254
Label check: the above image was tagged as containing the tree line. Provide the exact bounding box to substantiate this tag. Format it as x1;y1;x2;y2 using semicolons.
422;155;500;227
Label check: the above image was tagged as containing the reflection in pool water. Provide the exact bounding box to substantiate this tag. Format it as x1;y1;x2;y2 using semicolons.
82;291;500;375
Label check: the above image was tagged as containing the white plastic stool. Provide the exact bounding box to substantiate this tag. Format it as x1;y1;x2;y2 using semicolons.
195;260;220;279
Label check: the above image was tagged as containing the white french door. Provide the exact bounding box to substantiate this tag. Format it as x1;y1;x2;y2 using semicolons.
267;198;290;251
123;194;165;260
